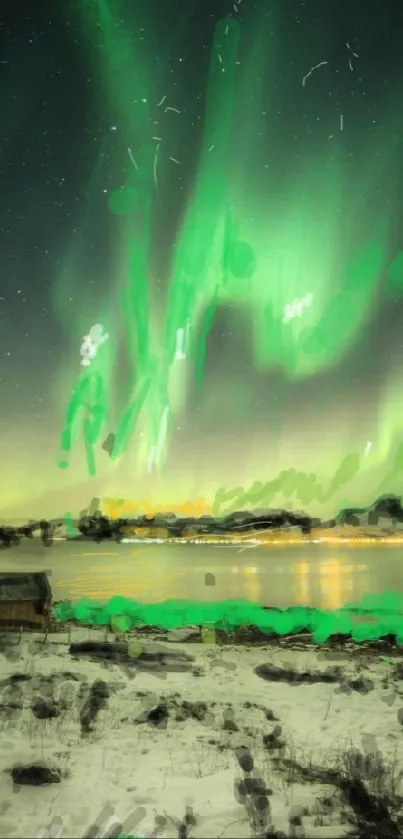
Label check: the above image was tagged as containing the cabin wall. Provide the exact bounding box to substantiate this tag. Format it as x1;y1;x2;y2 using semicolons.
0;599;50;629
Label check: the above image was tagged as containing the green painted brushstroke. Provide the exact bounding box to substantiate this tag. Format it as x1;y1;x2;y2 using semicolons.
53;592;403;643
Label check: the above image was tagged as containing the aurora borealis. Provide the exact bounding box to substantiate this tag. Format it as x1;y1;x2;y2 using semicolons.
2;0;403;523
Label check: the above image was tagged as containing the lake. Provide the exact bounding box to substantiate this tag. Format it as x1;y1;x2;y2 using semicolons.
1;538;403;611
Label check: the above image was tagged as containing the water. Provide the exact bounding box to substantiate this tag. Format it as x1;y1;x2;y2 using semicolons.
2;539;403;610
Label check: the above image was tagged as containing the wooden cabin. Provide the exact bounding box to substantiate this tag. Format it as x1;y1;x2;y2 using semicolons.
0;571;52;630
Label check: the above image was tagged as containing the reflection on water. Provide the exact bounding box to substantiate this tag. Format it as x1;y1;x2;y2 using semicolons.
3;541;402;609
238;566;261;604
292;557;372;610
61;561;187;604
61;551;382;610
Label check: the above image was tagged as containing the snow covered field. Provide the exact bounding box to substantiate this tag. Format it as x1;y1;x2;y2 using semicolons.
0;626;403;838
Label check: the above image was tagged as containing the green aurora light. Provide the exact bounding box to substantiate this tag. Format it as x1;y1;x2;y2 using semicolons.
52;0;403;515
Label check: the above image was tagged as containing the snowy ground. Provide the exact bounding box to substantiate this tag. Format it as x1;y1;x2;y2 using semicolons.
0;626;403;838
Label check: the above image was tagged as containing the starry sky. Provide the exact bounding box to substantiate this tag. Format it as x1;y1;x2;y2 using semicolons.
2;0;403;523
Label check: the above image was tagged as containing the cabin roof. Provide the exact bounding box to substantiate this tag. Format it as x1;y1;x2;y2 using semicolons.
0;571;51;602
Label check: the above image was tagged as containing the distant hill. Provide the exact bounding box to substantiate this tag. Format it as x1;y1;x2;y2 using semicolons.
334;494;403;529
1;494;403;547
57;493;403;541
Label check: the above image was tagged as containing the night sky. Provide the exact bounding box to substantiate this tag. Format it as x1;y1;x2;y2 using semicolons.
1;0;403;523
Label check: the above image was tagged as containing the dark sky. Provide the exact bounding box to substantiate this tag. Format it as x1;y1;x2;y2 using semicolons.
1;0;403;521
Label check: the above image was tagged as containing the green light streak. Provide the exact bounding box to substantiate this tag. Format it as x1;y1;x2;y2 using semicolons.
59;370;108;476
56;0;156;474
146;18;242;459
111;376;152;461
163;18;241;360
54;0;403;502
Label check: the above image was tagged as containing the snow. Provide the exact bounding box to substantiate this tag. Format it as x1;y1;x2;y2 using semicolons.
0;627;402;838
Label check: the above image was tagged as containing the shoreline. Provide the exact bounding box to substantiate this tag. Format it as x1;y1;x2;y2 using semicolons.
66;528;403;546
46;610;403;653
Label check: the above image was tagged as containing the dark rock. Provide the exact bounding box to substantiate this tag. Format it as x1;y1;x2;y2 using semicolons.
235;746;254;773
289;815;302;826
80;679;109;733
244;777;272;796
243;777;258;794
339;775;397;831
251;793;270;812
182;806;197;831
31;698;61;720
255;663;342;685
262;726;284;751
234;778;247;805
135;649;195;674
69;641;194;673
347;676;374;695
337;675;375;696
223;717;238;732
11;763;61;786
139;703;169;729
0;673;32;688
91;679;110;704
70;641;129;662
